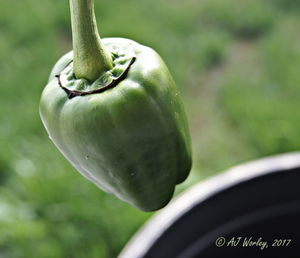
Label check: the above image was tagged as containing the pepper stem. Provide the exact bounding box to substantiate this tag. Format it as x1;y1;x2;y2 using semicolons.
70;0;113;81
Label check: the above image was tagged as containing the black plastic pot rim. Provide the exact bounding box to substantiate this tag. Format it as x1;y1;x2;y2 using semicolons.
119;151;300;258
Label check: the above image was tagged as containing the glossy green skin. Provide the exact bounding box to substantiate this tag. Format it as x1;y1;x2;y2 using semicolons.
40;38;192;211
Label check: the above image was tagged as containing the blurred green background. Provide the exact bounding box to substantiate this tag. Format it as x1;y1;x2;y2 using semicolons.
1;0;300;257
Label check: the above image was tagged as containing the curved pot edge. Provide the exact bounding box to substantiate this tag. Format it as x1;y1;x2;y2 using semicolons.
118;151;300;258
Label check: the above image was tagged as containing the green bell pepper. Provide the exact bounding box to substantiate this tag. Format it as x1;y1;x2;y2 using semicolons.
40;0;192;211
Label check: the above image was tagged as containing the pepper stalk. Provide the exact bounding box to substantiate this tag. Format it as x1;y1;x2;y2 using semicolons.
70;0;113;82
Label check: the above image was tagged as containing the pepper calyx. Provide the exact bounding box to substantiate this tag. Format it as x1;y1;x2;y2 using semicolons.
57;44;136;99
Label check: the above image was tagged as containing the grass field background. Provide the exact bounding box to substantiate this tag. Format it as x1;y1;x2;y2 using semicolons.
1;0;300;257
